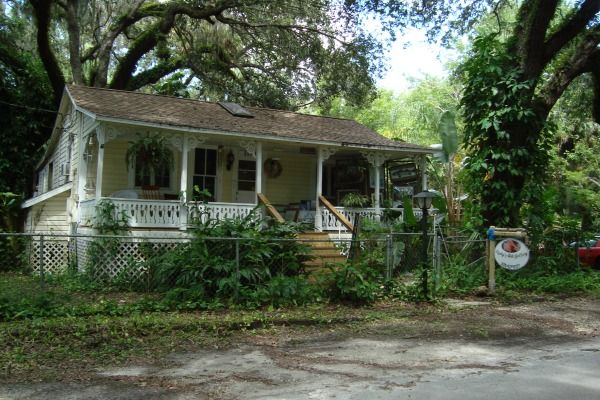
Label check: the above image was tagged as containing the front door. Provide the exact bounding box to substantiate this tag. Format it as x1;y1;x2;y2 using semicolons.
235;150;256;203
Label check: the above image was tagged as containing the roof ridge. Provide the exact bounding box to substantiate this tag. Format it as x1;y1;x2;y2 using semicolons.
66;84;356;122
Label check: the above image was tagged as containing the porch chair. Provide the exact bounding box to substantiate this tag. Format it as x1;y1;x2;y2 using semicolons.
141;185;161;200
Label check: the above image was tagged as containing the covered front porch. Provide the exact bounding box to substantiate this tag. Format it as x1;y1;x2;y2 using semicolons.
76;122;427;231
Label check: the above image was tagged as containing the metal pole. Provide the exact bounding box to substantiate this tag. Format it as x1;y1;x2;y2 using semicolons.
421;207;429;299
385;234;393;280
235;239;240;303
39;234;45;290
434;231;442;294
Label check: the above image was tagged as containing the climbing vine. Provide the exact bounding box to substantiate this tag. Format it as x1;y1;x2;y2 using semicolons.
460;35;552;228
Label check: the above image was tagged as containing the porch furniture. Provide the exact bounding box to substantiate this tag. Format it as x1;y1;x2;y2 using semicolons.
110;189;138;199
141;185;161;200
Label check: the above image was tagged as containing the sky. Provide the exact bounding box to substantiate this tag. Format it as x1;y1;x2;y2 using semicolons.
376;28;456;93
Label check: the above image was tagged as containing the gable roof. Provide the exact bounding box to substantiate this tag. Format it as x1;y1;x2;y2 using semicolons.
66;85;430;153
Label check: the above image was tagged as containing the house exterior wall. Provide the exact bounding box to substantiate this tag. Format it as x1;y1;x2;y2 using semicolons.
100;139;182;197
25;191;71;233
35;106;79;196
262;152;316;206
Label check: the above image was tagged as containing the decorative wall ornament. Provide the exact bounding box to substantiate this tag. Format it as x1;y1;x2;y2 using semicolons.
264;158;283;178
319;147;337;161
96;124;121;144
362;151;390;167
239;140;257;158
187;135;206;149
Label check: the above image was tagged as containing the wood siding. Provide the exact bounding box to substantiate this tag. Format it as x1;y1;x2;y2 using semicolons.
25;191;71;233
262;152;316;206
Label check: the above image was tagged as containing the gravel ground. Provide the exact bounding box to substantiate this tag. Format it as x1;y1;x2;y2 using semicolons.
1;298;599;400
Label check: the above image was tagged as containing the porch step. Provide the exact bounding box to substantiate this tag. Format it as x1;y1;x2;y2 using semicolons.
297;231;347;272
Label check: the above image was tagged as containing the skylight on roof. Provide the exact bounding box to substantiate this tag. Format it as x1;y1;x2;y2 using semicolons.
218;102;254;118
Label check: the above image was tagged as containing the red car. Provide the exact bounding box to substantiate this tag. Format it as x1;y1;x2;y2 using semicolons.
578;239;600;268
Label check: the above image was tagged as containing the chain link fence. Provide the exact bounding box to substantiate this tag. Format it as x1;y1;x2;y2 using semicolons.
0;230;439;290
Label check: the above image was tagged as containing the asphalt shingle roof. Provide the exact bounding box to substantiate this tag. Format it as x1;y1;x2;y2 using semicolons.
66;85;429;152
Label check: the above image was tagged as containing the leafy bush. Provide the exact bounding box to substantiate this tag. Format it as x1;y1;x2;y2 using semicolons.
322;263;381;304
146;212;312;305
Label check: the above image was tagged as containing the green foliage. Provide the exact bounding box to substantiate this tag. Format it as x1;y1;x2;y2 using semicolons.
321;79;460;146
341;192;369;208
0;11;54;194
0;192;26;271
461;34;550;227
146;212;311;306
86;200;130;281
438;111;459;162
125;134;174;180
323;263;380;304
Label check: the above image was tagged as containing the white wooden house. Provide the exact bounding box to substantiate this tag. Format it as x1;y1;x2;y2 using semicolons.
22;85;432;237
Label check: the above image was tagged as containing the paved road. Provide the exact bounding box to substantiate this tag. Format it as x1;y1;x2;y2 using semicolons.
1;300;599;399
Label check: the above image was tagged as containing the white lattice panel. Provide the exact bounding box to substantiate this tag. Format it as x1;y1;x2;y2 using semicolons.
78;238;183;282
29;239;70;274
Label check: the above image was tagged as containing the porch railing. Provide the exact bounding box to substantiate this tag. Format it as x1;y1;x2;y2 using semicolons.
186;201;257;224
78;199;97;226
321;207;412;231
79;198;258;229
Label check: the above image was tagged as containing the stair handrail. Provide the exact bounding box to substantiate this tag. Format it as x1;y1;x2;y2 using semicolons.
257;193;285;223
318;195;353;231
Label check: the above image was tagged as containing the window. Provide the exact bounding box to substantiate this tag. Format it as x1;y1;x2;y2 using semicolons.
237;159;256;191
47;162;54;191
133;152;172;188
193;148;217;201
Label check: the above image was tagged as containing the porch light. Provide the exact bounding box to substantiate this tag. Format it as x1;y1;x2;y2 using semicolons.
414;190;436;210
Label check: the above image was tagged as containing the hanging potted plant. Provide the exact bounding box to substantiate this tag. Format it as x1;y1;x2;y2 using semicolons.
125;134;174;180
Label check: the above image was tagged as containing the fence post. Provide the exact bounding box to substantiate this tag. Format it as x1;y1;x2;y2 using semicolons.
235;238;240;303
39;234;45;290
385;234;393;280
434;231;442;293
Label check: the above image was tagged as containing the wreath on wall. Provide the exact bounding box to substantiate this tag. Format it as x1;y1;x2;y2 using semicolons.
264;158;283;178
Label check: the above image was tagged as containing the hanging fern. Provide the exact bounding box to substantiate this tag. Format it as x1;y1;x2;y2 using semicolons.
125;134;174;179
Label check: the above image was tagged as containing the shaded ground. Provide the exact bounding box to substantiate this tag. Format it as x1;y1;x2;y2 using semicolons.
1;297;599;399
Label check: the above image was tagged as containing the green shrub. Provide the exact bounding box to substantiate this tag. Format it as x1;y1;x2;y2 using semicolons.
146;211;312;305
323;263;381;304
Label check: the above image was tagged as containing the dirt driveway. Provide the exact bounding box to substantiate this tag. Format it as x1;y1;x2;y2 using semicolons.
1;298;599;399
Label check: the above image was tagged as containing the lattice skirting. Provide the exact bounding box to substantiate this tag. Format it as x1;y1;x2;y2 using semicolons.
75;238;184;282
28;239;71;275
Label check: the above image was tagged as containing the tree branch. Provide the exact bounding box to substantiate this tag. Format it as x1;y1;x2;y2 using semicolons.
544;0;600;65
65;0;84;84
512;0;560;79
125;57;186;91
30;0;65;106
538;29;600;114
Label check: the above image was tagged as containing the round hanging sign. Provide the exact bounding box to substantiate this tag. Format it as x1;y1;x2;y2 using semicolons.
495;239;530;270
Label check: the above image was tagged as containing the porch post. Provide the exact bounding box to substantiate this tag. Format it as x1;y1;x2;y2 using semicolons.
374;165;381;211
95;128;105;200
255;142;263;202
315;148;324;231
363;152;388;221
179;134;189;230
77;128;88;201
180;134;189;202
